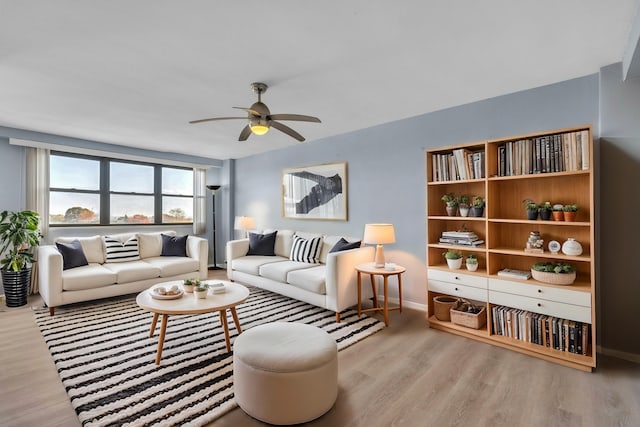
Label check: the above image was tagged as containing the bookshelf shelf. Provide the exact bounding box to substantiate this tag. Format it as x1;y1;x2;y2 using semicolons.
426;125;596;371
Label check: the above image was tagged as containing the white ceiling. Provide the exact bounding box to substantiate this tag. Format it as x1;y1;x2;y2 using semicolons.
1;1;638;160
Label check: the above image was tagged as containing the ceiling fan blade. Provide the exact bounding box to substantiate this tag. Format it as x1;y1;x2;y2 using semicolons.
233;106;261;116
189;117;246;124
238;124;252;141
271;121;305;142
269;114;321;123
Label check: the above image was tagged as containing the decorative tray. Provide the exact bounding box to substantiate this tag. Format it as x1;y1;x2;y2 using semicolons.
150;288;184;300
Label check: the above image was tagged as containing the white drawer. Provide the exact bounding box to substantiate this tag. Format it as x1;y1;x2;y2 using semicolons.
429;279;487;302
488;278;591;307
489;290;591;323
428;269;488;289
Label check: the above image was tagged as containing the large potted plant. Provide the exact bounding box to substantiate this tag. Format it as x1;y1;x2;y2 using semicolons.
0;210;41;307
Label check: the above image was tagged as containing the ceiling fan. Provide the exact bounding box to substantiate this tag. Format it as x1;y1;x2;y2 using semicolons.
189;82;321;142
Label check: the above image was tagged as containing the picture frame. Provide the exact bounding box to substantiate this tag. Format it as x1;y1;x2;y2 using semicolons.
282;161;347;220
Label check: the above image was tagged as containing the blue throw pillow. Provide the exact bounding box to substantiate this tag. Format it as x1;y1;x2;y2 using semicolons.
247;231;277;256
161;234;188;257
329;237;361;253
56;239;89;270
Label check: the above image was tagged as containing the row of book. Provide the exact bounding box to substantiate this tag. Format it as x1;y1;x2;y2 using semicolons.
491;305;590;355
439;230;484;247
432;149;485;182
497;130;590;177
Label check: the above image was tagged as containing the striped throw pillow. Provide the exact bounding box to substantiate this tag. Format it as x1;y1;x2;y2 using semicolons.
289;235;322;264
103;236;140;263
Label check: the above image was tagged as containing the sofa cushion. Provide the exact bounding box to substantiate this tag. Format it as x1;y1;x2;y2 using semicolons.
233;256;289;275
102;260;161;283
161;234;188;257
104;235;141;263
143;256;199;277
287;265;327;294
139;231;176;258
259;260;316;283
329;237;362;253
55;235;104;264
290;235;322;264
55;239;89;270
265;229;295;258
62;264;118;291
247;231;277;256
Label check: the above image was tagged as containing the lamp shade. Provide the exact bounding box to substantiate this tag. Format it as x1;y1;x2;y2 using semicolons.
363;224;396;245
234;216;255;230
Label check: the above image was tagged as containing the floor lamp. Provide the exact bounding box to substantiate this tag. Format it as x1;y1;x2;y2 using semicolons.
206;185;222;270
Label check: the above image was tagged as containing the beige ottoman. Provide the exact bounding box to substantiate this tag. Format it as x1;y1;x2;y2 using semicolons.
233;322;338;425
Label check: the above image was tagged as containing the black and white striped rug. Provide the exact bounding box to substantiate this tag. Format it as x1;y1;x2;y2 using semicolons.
33;287;385;426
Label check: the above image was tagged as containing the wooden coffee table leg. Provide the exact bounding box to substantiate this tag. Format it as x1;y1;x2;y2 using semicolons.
156;314;168;365
219;310;231;352
149;312;159;337
230;307;242;334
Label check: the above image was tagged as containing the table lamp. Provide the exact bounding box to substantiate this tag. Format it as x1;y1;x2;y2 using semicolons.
363;223;396;267
234;216;256;238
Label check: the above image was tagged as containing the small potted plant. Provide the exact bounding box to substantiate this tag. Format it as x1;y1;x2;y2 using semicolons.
539;201;553;221
442;250;463;269
523;199;539;220
458;194;470;217
562;204;578;222
441;193;458;217
470;196;485;217
465;254;478;272
183;278;200;293
194;282;209;299
552;204;564;221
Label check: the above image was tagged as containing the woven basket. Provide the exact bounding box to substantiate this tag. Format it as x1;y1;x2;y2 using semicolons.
450;305;487;329
530;269;576;285
433;296;459;321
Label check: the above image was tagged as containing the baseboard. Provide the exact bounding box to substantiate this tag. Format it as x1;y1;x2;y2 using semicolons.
597;345;640;364
374;296;427;312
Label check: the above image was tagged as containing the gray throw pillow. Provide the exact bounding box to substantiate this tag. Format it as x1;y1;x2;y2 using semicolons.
56;239;89;270
161;234;188;257
247;231;277;256
329;237;361;253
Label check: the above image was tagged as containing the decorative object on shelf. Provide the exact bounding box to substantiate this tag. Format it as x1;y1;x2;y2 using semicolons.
548;240;561;254
194;282;209;299
363;223;396;267
442;250;463;269
282;162;347;221
552;204;564;221
562;238;583;256
465;254;478;271
539;202;553;220
433;295;459;321
497;268;531;279
234;216;256;238
530;261;576;285
525;231;544;253
470;195;485;217
0;210;41;308
523;199;539;220
563;204;578;222
441;193;458;216
183;278;200;293
450;301;486;329
458;195;470;217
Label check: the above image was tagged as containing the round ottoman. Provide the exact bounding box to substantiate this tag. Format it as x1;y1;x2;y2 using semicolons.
233;322;338;425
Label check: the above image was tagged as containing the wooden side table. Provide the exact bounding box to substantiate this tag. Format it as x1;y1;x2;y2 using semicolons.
355;262;406;326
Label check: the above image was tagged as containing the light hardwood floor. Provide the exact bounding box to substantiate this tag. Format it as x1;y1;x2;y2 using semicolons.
1;271;639;427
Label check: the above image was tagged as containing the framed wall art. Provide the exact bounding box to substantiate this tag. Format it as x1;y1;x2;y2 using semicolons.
282;161;347;220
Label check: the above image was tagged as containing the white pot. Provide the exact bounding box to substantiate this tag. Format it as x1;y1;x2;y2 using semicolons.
459;207;470;217
446;258;463;269
561;238;583;256
194;290;208;299
466;262;478;272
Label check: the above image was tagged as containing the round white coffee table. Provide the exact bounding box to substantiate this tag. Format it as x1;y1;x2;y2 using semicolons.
136;280;250;365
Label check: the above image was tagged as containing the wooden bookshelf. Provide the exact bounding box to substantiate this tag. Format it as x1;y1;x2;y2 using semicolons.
426;125;596;371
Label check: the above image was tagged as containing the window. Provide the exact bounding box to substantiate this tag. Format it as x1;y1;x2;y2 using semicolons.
49;152;194;226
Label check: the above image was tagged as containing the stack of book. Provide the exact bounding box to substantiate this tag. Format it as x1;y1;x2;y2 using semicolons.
439;231;484;247
497;268;531;280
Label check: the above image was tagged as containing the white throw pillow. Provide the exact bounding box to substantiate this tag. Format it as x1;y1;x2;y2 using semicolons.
289;235;322;264
103;235;140;263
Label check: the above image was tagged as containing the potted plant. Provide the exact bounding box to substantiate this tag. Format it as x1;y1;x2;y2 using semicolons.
183;278;200;293
563;204;578;222
530;261;576;285
441;193;458;217
522;199;539;220
470;196;485;217
539;201;553;221
458;195;470;217
442;250;463;269
193;282;208;299
465;254;478;272
552;204;564;221
0;210;41;307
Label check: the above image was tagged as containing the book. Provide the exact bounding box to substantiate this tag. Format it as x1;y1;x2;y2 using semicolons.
497;268;531;279
441;231;478;238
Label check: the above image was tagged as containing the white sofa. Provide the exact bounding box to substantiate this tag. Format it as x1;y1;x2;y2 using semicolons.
226;229;374;322
38;231;208;315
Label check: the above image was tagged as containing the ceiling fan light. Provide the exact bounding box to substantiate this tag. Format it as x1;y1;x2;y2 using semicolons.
250;124;270;135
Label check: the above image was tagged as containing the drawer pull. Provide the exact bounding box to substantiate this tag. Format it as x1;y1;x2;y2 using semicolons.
455;287;459;291
455;276;460;280
537;289;542;293
537;303;542;307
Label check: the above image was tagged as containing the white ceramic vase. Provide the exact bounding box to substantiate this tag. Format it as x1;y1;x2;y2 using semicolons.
561;238;583;256
446;258;463;269
466;262;478;272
